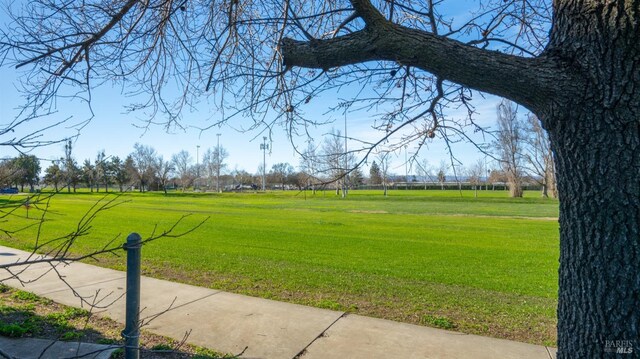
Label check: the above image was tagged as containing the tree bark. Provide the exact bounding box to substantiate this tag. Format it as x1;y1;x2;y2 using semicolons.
548;105;640;357
543;2;640;354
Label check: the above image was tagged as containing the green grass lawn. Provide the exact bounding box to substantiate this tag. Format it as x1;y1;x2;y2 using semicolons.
0;189;559;345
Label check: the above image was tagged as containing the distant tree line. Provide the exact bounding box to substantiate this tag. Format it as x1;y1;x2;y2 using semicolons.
2;110;554;198
0;154;41;192
1;135;364;193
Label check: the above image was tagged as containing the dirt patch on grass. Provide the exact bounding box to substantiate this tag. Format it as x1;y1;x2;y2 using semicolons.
349;210;389;214
443;213;558;221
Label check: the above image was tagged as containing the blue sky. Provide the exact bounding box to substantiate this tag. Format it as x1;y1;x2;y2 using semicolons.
0;63;500;176
0;1;503;177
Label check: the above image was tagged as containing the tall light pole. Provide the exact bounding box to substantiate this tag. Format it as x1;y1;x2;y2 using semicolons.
196;145;200;191
216;133;221;193
260;136;268;191
484;155;488;191
343;111;348;198
405;145;408;190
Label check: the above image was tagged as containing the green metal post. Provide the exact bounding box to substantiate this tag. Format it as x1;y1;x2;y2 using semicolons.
122;233;141;359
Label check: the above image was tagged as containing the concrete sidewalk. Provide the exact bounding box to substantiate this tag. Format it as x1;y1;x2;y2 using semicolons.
0;337;118;359
0;246;556;359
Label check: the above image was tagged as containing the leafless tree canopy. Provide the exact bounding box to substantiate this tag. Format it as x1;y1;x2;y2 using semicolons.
0;0;551;154
523;113;556;198
494;99;524;197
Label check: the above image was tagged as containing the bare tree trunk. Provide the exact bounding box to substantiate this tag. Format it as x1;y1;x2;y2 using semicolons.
507;175;522;197
546;166;557;199
549;105;640;358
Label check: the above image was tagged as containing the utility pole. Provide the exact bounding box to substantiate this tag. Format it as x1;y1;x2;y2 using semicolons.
196;145;200;191
405;145;408;190
343;112;348;198
260;136;268;191
216;133;221;193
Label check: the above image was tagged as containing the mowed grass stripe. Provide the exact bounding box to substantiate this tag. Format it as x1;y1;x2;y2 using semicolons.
0;190;559;345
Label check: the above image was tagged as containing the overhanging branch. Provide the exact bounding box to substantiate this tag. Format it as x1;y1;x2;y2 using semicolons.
281;21;566;112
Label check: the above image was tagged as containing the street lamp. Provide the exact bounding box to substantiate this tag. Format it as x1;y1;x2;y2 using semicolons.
196;145;200;191
405;145;408;189
260;137;268;191
216;133;221;193
343;111;348;198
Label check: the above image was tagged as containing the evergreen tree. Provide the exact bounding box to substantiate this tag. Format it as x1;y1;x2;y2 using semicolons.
369;161;382;185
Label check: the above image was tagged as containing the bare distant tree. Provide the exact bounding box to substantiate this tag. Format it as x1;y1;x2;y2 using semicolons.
524;114;557;198
81;159;97;192
494;100;525;198
130;143;157;192
171;150;193;192
321;129;348;196
377;152;391;197
467;159;486;198
437;160;448;190
299;141;320;194
488;169;508;191
155;156;174;194
95;150;109;192
202;146;228;192
61;140;79;193
270;163;294;190
231;168;252;189
110;156;131;192
415;159;434;190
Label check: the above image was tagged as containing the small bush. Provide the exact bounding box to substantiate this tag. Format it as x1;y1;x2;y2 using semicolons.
11;290;40;302
151;343;174;351
0;323;29;337
421;315;456;330
60;331;83;341
64;307;90;318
